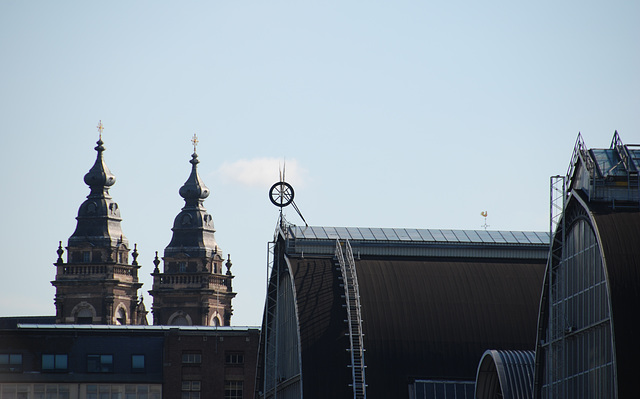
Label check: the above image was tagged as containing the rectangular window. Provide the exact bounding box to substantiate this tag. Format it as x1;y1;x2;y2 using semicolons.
86;384;98;399
16;384;30;399
58;385;70;399
86;384;160;399
2;385;16;398
132;354;145;371
182;380;201;399
125;385;136;399
87;354;113;372
0;353;23;372
225;353;244;365
83;251;91;262
42;354;68;371
33;384;45;399
182;353;202;364
224;381;243;399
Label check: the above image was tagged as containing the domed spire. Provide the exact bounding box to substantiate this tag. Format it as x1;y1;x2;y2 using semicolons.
165;134;219;258
178;134;210;205
83;120;116;195
68;121;127;248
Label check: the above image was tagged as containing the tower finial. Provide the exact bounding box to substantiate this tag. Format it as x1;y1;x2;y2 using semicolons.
191;133;199;154
56;241;64;264
97;120;104;140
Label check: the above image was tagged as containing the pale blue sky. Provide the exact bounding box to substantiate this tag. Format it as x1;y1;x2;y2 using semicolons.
1;1;638;326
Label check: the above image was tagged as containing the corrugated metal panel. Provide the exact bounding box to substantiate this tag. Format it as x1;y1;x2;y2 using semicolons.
533;192;640;399
289;258;351;399
476;350;535;399
286;251;546;399
592;207;640;398
358;259;544;399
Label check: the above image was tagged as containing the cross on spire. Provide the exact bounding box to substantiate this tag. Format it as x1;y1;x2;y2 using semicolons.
191;133;199;153
97;120;104;140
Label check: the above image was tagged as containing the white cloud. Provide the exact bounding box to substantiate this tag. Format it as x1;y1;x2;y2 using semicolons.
215;158;307;189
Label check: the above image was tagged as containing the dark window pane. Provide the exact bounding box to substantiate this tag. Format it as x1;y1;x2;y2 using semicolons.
132;355;145;370
465;384;475;398
42;354;54;370
425;383;435;399
445;384;455;399
416;383;425;399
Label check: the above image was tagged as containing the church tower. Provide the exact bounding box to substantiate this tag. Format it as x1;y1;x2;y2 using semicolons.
51;123;147;325
149;135;236;326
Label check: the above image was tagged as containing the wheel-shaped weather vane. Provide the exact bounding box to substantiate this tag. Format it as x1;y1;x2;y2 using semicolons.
269;181;295;207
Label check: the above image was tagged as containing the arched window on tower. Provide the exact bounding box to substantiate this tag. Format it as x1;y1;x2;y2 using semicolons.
116;308;127;325
77;308;93;324
171;316;189;325
169;311;192;326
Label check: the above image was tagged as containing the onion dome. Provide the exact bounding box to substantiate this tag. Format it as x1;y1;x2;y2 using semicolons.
178;152;210;205
68;129;127;249
165;138;219;259
83;138;116;196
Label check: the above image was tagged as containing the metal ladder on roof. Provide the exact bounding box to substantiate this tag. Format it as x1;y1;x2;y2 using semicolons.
336;239;367;399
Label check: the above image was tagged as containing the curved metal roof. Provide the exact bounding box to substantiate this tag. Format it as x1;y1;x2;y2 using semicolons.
533;191;640;398
591;205;640;398
476;350;534;399
287;254;545;399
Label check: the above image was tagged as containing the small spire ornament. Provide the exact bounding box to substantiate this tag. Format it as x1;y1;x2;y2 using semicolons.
191;133;199;153
97;120;104;140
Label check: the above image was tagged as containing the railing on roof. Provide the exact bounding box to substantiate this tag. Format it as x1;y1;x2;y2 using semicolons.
611;130;637;173
60;264;137;278
154;273;231;290
566;133;595;194
565;132;640;206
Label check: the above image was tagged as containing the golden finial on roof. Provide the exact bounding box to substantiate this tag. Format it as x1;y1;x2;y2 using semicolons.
97;120;104;140
191;133;199;153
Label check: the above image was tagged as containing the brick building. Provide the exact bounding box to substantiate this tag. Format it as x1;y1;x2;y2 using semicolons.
0;324;259;399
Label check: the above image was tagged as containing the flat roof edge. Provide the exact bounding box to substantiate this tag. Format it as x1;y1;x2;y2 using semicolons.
16;324;261;331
